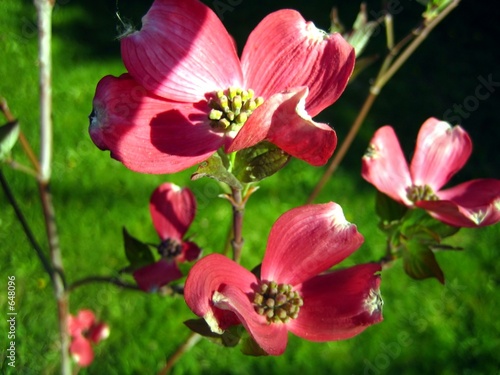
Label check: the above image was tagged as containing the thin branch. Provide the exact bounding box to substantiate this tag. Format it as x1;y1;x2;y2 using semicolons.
230;187;244;263
0;170;53;276
307;1;460;203
158;332;201;375
34;0;71;374
67;276;141;292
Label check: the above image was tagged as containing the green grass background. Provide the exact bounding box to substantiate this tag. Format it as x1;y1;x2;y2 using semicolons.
1;0;499;374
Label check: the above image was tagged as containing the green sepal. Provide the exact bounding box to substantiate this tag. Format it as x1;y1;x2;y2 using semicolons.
184;319;242;347
191;152;242;190
376;191;408;225
121;228;155;273
0;121;20;162
233;141;291;183
402;238;445;284
400;208;460;242
240;335;268;356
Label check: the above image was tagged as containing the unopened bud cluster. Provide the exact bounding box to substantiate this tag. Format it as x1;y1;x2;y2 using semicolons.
208;87;264;131
253;281;303;323
158;238;182;259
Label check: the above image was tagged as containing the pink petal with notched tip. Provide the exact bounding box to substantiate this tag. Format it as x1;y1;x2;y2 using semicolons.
121;0;243;103
184;254;258;333
362;126;413;205
289;263;383;341
89;74;224;174
150;183;196;241
410;118;472;191
261;203;364;286
228;87;337;165
416;179;500;227
242;10;355;117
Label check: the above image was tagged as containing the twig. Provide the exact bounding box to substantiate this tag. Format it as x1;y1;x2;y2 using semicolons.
158;332;201;375
230;187;244;263
0;170;53;276
307;0;460;203
67;276;141;292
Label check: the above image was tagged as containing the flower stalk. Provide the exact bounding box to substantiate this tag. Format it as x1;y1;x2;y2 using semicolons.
34;0;71;373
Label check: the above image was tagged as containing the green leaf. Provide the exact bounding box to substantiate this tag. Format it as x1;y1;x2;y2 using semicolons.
191;152;242;190
375;191;408;224
0;121;20;161
184;319;242;347
240;335;268;356
402;237;445;283
401;208;460;242
233;141;291;183
122;228;155;273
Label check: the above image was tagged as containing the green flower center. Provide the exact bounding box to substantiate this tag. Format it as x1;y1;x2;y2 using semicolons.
158;238;182;259
406;184;439;203
253;281;303;324
208;87;264;132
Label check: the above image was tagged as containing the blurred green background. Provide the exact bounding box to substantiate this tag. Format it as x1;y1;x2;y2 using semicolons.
1;0;499;374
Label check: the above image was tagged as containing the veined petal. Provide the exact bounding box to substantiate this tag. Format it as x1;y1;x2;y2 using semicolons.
242;10;355;116
121;0;242;102
132;259;183;291
150;183;196;240
228;88;337;165
266;87;337;165
417;179;500;227
410;118;472;191
261;203;364;286
89;74;224;174
362;126;412;205
215;284;289;356
288;263;383;341
184;254;258;332
70;337;94;367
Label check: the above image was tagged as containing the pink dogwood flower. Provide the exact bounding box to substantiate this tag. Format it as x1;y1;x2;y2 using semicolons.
89;0;355;173
133;183;201;291
362;117;500;227
68;310;109;367
184;203;383;355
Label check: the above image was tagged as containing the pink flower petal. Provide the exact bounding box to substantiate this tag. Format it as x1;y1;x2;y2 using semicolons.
150;183;196;240
70;336;94;367
133;259;183;291
68;310;95;336
266;87;337;166
88;323;110;344
362;126;412;205
288;263;383;341
184;254;258;333
261;203;364;286
89;74;224;173
242;10;354;116
228;87;337;165
215;284;289;356
410;118;472;191
121;0;243;102
417;179;500;227
178;241;202;262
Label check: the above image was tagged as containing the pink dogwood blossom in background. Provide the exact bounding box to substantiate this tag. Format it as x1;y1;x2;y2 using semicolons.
184;203;383;355
68;310;109;367
362;117;500;227
89;0;355;173
133;183;201;291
